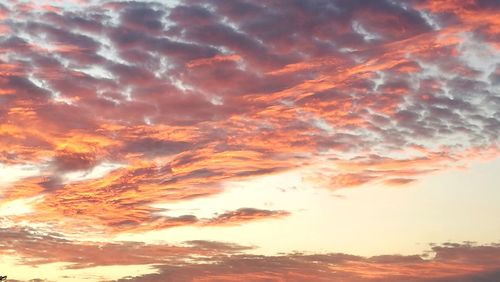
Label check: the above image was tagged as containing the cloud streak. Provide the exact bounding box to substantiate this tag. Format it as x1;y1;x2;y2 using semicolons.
2;228;499;282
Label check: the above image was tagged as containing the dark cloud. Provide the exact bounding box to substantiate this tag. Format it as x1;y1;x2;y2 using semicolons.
52;150;96;172
119;3;166;33
123;138;189;157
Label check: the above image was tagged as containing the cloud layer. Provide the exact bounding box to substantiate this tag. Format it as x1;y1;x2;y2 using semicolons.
0;0;499;280
1;228;499;282
0;0;498;234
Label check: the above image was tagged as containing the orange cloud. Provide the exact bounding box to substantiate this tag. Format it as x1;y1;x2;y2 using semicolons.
0;0;498;246
2;227;499;282
118;243;500;282
203;208;290;226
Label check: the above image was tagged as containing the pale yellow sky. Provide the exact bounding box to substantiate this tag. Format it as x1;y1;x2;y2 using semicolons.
117;157;500;257
2;157;499;281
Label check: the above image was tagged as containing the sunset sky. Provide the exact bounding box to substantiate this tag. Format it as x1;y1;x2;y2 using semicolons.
0;0;500;281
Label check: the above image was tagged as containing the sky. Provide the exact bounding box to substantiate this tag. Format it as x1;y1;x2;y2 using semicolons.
0;0;499;281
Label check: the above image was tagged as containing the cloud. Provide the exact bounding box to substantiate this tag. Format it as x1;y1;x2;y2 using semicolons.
118;242;500;282
203;208;291;226
0;0;498;234
0;227;246;269
0;1;497;280
2;227;499;282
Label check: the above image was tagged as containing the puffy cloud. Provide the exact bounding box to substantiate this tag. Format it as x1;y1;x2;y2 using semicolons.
0;0;498;234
